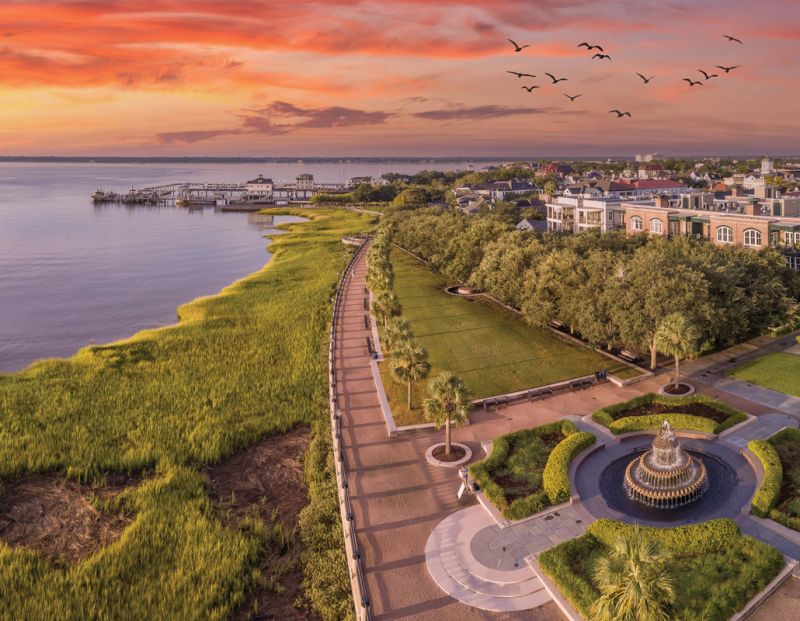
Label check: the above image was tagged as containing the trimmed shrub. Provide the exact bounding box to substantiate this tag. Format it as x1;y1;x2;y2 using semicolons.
470;420;579;518
538;535;600;617
749;439;783;517
587;518;741;555
543;431;596;504
592;393;747;435
609;413;716;435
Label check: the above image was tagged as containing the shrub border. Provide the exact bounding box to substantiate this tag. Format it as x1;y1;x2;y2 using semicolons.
748;439;783;518
469;420;579;519
591;392;747;435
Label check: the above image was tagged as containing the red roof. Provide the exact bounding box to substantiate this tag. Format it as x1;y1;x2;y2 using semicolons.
633;179;687;190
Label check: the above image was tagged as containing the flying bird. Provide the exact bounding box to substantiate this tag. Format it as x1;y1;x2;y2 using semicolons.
507;38;531;52
578;42;604;51
683;78;704;86
545;72;568;84
592;53;612;61
506;71;537;78
608;109;631;117
521;85;540;92
723;35;743;44
563;93;582;101
636;73;655;84
698;69;719;80
716;65;741;73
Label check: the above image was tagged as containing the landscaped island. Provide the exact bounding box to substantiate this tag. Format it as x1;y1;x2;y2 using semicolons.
469;421;595;519
591;393;748;435
539;519;784;621
0;209;374;620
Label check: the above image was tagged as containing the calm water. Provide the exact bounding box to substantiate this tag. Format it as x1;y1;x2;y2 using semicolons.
0;161;481;372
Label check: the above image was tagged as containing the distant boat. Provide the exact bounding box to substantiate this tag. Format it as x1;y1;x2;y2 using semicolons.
91;189;118;203
176;196;215;208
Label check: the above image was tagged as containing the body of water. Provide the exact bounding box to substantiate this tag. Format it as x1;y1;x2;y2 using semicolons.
0;161;479;372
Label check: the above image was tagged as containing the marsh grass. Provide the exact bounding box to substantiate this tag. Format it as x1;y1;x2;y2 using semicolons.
0;208;373;620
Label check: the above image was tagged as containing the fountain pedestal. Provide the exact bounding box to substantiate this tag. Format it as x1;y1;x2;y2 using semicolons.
623;421;708;508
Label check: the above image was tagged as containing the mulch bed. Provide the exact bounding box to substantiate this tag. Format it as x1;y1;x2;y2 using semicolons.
432;445;466;462
0;473;139;565
611;400;728;423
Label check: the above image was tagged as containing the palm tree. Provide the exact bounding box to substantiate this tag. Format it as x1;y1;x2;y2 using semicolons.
383;317;413;353
390;341;431;409
653;312;700;388
371;291;400;327
423;372;471;456
590;532;676;621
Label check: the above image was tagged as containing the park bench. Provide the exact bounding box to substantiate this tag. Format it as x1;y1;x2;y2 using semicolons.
619;349;641;363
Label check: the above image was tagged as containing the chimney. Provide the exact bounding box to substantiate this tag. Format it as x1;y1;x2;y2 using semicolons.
744;200;758;216
656;194;670;208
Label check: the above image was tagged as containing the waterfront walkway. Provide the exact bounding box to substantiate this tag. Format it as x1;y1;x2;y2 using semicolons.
333;250;563;620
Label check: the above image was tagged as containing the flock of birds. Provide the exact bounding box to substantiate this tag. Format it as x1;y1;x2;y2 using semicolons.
504;35;744;118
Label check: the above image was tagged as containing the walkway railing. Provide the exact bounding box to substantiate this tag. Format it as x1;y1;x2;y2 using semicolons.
328;237;373;621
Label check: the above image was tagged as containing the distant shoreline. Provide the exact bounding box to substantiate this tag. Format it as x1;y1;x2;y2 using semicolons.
1;154;795;164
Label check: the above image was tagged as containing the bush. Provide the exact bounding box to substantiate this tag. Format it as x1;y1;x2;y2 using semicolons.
587;518;741;555
470;420;578;518
592;393;747;434
609;413;716;434
749;439;783;517
538;535;600;617
543;432;595;504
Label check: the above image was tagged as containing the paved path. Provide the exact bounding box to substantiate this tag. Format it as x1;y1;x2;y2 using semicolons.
722;413;798;449
334;249;563;620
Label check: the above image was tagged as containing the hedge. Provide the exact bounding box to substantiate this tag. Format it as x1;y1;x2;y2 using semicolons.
609;413;716;434
543;431;596;504
538;535;599;617
586;518;741;555
470;420;577;519
748;439;783;517
592;393;747;435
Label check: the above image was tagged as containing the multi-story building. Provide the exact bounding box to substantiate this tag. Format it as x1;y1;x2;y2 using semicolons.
546;195;629;233
622;199;800;254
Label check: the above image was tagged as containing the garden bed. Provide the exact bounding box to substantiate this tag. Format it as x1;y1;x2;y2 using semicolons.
538;519;784;621
767;428;800;531
469;420;594;520
592;393;747;435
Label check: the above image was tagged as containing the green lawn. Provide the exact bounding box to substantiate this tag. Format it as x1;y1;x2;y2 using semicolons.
385;249;631;413
0;209;373;621
730;352;800;397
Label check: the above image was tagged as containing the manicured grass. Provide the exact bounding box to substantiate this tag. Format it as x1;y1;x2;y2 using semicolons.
388;249;629;402
0;209;374;620
539;519;784;621
730;352;800;397
768;428;800;531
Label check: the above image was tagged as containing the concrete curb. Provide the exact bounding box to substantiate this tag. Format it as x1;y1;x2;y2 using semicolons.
425;442;472;468
527;557;585;621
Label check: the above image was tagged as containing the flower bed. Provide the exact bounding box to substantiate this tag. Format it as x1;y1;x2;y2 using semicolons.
592;393;747;435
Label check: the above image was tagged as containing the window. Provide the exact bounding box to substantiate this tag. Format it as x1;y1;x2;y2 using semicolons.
795;232;800;244
649;218;663;234
716;226;733;243
743;228;762;247
785;231;794;245
631;216;643;231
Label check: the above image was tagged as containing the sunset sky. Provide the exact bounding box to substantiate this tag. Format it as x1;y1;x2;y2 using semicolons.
2;0;799;156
